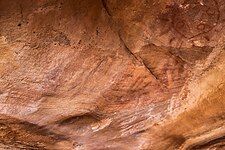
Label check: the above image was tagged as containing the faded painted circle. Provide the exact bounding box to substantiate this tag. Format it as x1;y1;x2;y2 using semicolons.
172;0;220;38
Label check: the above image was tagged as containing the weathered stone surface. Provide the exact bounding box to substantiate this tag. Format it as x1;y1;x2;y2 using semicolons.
1;0;225;149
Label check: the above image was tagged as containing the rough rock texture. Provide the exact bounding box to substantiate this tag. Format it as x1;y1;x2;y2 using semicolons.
1;0;225;149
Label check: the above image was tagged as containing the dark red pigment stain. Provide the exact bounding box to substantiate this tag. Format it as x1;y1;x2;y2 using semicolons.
159;0;220;39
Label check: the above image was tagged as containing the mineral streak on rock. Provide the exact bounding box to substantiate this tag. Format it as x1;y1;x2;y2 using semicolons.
1;0;225;149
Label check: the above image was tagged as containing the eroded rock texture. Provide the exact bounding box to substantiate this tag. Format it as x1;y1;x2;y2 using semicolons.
1;0;225;149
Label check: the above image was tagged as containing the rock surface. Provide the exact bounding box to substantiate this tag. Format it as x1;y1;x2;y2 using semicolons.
1;0;225;149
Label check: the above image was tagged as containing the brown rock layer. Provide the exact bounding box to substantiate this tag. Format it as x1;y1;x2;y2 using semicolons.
1;0;225;149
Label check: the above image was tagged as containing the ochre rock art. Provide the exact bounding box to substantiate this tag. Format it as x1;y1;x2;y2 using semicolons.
1;0;225;149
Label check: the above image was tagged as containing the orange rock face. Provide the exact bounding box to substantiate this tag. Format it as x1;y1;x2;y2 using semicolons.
1;0;225;149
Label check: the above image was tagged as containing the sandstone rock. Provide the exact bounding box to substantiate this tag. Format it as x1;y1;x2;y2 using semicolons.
1;0;225;149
